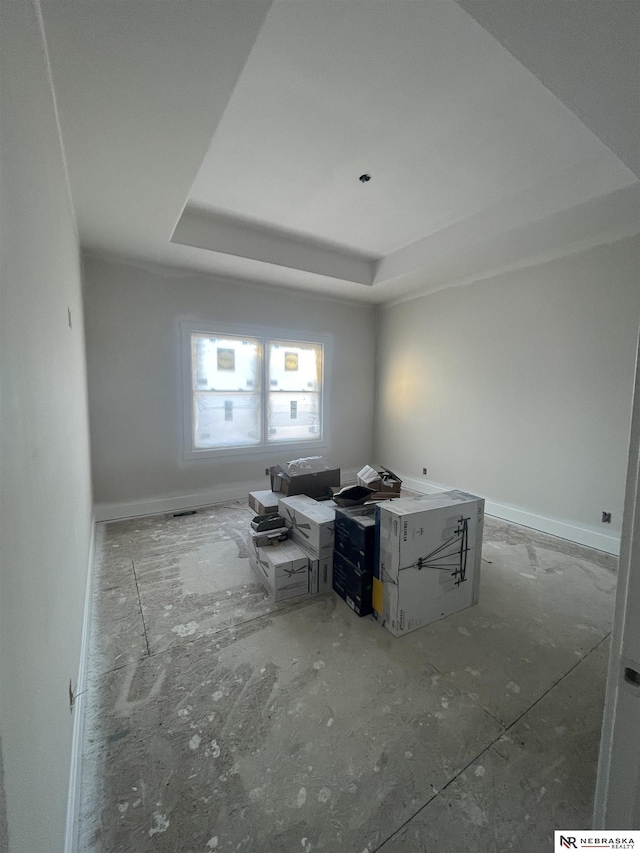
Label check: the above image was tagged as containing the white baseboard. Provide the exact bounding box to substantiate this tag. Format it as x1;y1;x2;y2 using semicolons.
95;484;252;522
95;470;361;522
65;515;97;853
401;476;621;556
96;472;621;554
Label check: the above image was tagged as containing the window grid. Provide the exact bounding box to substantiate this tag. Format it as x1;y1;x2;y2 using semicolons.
190;332;323;451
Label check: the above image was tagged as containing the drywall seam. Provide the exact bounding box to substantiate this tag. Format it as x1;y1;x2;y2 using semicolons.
32;0;79;245
94;469;360;522
64;517;96;853
401;475;621;555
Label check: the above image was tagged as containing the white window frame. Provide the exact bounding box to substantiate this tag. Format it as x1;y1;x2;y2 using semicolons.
181;320;330;460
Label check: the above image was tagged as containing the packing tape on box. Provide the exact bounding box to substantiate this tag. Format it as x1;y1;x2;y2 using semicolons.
372;576;384;614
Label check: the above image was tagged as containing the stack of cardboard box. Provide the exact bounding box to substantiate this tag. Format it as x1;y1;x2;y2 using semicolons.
248;492;336;599
278;494;335;594
247;458;485;637
332;504;378;616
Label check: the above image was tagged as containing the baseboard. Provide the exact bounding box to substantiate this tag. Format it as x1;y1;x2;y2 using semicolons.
95;470;361;522
95;484;252;522
96;472;621;553
64;515;97;853
401;476;621;556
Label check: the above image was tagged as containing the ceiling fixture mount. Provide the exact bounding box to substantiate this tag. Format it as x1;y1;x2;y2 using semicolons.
359;174;371;183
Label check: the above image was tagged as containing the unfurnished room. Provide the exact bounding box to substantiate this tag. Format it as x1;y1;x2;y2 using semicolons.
1;2;640;852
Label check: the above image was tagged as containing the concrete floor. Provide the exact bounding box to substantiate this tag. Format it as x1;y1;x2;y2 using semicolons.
78;501;617;852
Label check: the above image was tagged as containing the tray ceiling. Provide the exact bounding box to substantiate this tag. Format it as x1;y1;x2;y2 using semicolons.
41;0;639;303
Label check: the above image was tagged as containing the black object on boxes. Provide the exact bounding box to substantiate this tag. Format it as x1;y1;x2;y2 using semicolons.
332;551;373;617
331;485;375;507
270;457;340;500
334;504;378;573
251;512;286;532
249;527;289;547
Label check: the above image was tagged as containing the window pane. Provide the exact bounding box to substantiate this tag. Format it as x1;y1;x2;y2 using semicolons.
267;392;320;442
194;392;261;448
192;334;260;393
187;330;324;452
268;341;322;392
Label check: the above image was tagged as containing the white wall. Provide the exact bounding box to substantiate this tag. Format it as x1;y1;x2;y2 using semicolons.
595;313;640;827
0;738;8;853
0;3;94;852
84;255;376;519
375;236;640;553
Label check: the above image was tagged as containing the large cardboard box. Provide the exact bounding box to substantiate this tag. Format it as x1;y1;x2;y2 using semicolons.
334;504;378;573
332;551;373;617
270;457;340;499
248;490;280;515
297;542;333;595
249;538;309;601
377;491;484;637
278;494;335;555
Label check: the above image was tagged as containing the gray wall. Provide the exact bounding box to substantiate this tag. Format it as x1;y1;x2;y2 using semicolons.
0;3;94;852
0;737;8;853
84;255;376;517
375;236;640;548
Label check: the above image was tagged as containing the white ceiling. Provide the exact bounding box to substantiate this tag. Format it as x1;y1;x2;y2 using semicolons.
41;0;639;305
458;0;640;178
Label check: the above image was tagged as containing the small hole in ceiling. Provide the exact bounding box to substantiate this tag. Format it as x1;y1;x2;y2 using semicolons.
359;174;371;183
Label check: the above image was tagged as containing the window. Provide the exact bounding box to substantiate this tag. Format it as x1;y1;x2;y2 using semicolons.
184;326;324;454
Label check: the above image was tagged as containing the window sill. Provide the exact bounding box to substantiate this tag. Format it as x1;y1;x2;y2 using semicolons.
183;440;329;462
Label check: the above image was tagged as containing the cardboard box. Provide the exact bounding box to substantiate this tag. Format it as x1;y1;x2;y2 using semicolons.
332;551;373;617
270;457;340;500
357;465;402;499
248;490;280;515
278;494;335;555
297;542;333;595
334;504;378;573
248;538;309;601
377;490;484;637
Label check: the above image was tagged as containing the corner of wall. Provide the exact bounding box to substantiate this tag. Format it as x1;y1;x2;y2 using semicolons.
64;514;96;853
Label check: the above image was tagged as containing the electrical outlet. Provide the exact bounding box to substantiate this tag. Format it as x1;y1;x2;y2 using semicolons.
422;467;427;476
265;468;269;476
602;511;612;524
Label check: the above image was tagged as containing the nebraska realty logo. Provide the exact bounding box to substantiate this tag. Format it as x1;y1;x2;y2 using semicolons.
554;831;639;850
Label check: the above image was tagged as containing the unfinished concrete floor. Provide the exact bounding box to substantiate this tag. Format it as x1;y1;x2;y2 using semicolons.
78;501;617;852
